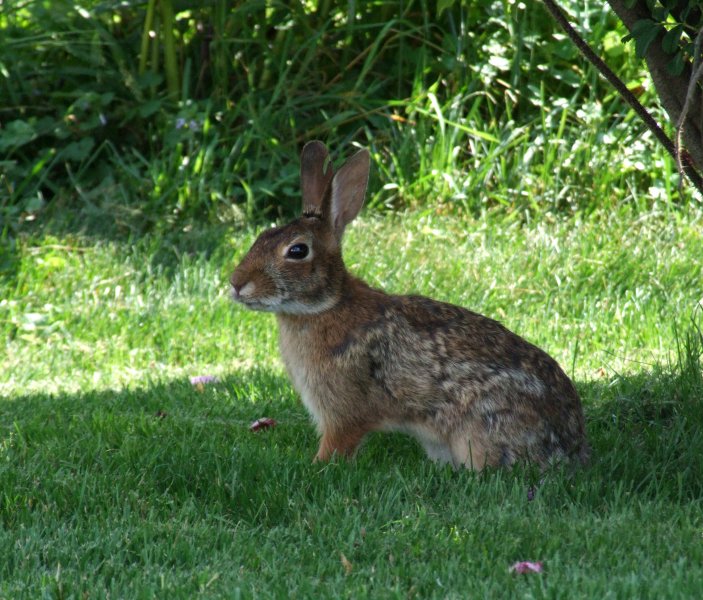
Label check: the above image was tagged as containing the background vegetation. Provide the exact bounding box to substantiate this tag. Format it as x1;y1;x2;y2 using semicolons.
1;0;702;597
1;0;698;239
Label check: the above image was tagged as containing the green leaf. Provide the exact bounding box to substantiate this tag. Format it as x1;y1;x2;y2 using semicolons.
603;30;624;57
630;19;662;59
136;71;163;89
139;99;162;118
0;120;36;151
100;92;115;106
662;25;683;55
61;137;95;162
24;196;45;213
667;51;685;76
651;7;669;22
437;0;456;18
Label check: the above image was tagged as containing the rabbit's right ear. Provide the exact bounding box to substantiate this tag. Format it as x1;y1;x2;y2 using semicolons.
300;141;334;217
329;148;370;240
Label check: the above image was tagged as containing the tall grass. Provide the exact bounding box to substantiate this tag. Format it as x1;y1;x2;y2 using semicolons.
0;0;693;237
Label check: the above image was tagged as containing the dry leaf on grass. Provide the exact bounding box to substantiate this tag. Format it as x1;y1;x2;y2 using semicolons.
249;417;277;432
340;553;353;576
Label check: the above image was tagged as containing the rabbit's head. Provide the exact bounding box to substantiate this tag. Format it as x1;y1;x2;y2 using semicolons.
230;141;369;315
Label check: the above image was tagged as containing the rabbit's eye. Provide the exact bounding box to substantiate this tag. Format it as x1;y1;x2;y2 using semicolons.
286;243;309;260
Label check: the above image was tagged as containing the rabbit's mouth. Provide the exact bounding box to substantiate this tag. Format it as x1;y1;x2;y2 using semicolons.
231;288;339;315
230;290;281;312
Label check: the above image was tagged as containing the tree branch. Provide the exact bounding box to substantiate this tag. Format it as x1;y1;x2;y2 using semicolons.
541;0;703;196
607;0;703;174
675;28;703;190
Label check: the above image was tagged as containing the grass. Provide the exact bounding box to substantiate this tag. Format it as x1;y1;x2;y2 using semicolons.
1;206;702;597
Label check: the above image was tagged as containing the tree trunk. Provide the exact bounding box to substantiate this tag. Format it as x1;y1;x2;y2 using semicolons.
607;0;703;172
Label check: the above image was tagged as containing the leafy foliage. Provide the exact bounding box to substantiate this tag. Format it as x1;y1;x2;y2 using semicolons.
0;0;690;236
622;0;702;74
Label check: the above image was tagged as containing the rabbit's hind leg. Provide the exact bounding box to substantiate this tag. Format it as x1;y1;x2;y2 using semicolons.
450;431;491;471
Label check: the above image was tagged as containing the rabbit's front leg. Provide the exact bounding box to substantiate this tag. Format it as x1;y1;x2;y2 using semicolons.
314;425;369;462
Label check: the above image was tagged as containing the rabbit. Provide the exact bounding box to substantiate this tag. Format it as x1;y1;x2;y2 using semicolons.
230;141;590;469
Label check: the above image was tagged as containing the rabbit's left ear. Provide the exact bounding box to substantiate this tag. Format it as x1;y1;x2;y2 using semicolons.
329;148;370;239
300;141;334;217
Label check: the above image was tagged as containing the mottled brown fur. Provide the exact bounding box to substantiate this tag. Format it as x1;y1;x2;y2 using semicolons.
230;141;589;469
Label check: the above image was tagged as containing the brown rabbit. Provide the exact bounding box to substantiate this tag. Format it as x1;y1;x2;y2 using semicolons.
230;141;589;469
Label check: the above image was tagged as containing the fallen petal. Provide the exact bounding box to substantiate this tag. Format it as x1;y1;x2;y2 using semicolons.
510;561;543;574
250;417;277;432
190;375;219;386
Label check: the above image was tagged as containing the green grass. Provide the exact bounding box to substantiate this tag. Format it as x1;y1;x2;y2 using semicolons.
2;206;702;597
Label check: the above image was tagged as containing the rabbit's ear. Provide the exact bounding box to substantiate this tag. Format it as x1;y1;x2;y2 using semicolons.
300;141;334;217
330;148;370;239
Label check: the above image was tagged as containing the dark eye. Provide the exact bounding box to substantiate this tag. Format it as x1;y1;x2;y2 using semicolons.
286;243;309;260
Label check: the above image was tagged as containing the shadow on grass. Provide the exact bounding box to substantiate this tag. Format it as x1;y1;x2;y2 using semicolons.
1;362;701;529
575;366;703;499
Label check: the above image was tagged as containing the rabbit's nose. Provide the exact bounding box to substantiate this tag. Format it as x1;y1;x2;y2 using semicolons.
229;273;241;292
230;272;255;299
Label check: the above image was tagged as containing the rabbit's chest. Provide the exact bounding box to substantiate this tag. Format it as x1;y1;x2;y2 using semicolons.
277;323;335;428
281;351;322;426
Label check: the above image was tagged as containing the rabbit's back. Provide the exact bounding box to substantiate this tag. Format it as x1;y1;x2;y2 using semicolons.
373;295;588;467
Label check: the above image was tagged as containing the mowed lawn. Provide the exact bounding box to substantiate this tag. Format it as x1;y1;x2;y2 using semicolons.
1;207;702;598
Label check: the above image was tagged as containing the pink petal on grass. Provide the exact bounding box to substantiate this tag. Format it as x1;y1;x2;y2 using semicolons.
510;561;544;574
190;375;219;385
250;417;277;432
190;375;219;392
